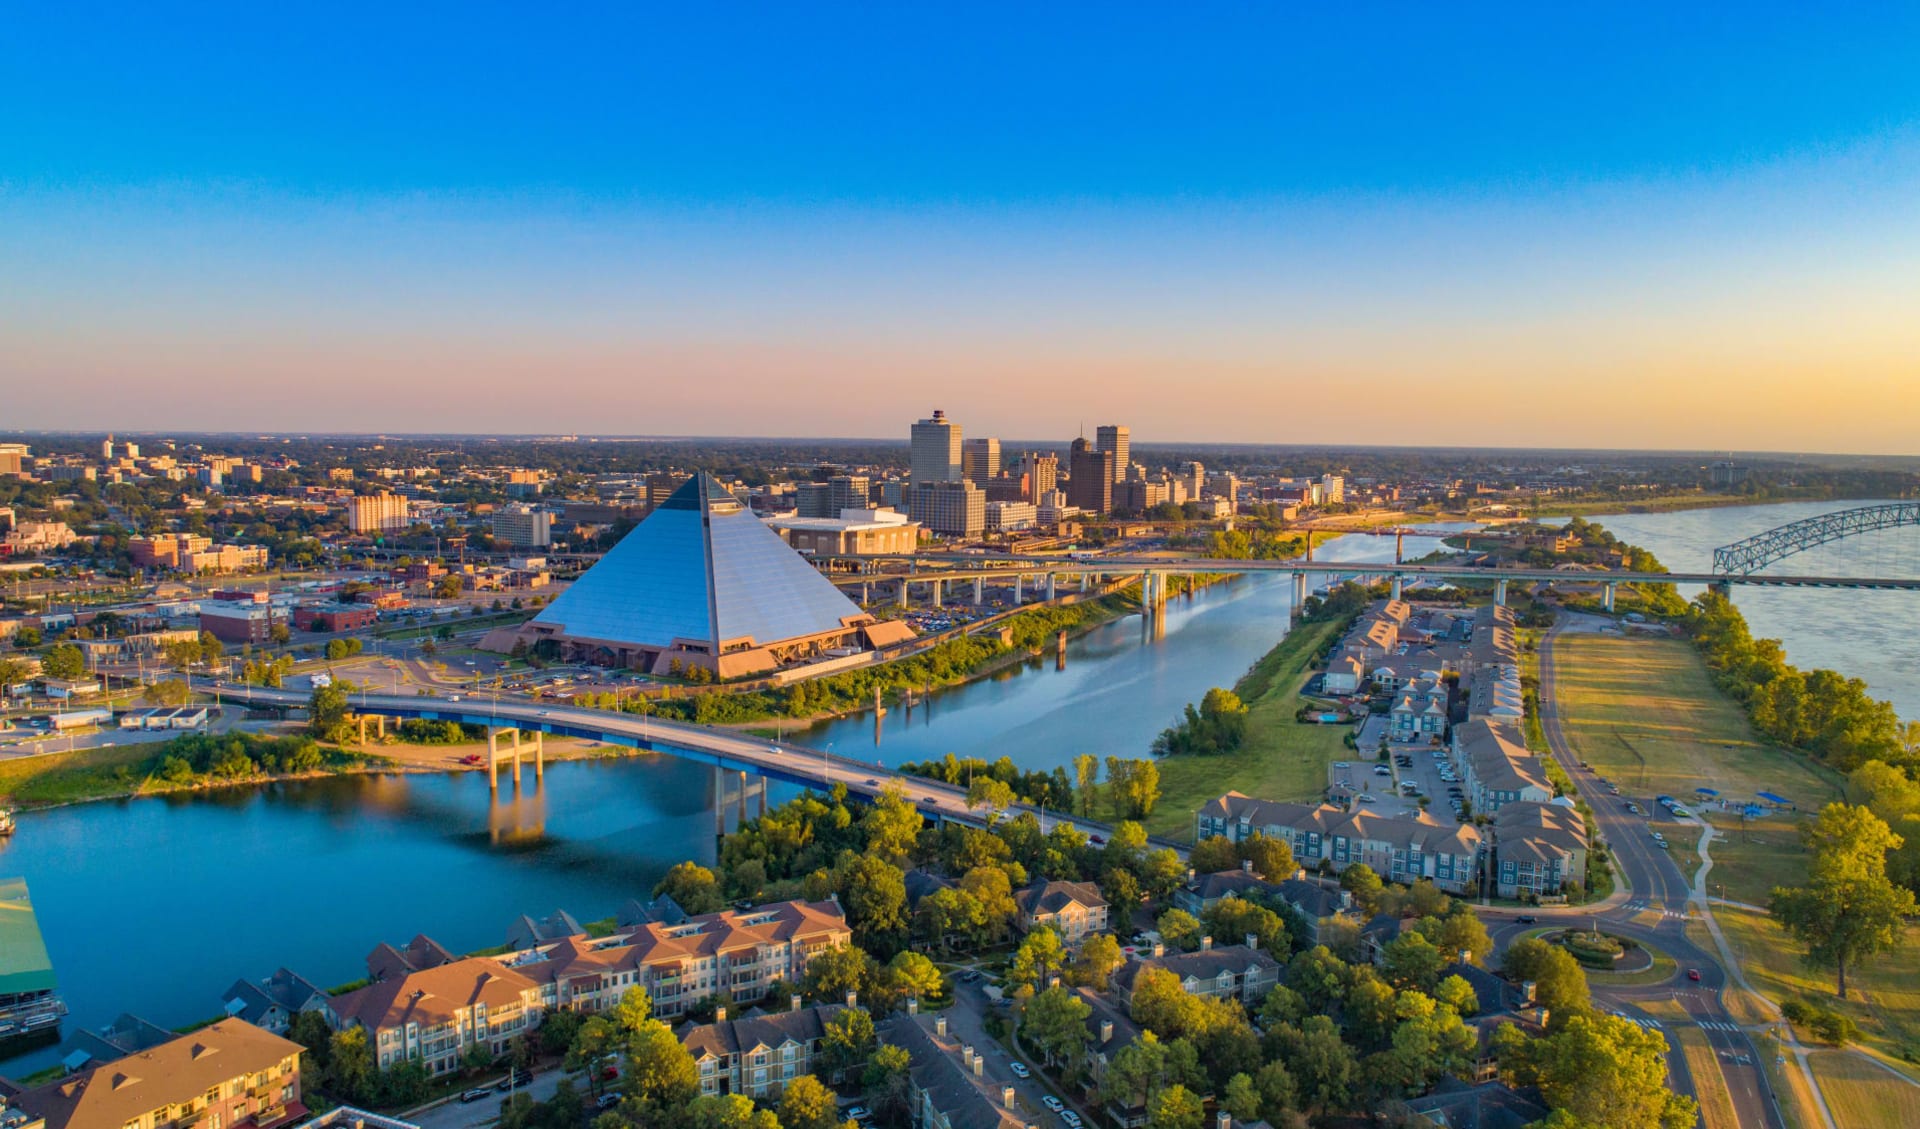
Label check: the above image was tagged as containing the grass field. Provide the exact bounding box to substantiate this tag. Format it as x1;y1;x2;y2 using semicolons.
1146;616;1352;841
1638;998;1739;1129
0;743;161;806
1714;904;1920;1069
1551;632;1844;900
1810;1051;1920;1129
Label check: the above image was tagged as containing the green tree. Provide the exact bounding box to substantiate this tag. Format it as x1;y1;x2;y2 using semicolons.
41;643;85;681
885;949;946;1003
1238;833;1297;881
1380;931;1444;993
622;1017;698;1108
1023;984;1093;1068
1339;864;1384;915
1155;908;1202;952
1435;973;1480;1017
967;775;1017;814
654;861;725;915
0;658;29;695
1073;753;1100;816
142;678;192;706
269;622;291;645
686;1094;782;1129
309;678;354;741
1269;1015;1356;1114
1010;926;1067;993
861;782;924;865
1074;933;1126;991
821;1006;877;1079
841;853;910;955
1201;896;1289;955
563;1016;619;1097
1222;1072;1261;1123
610;985;653;1036
803;943;876;1005
1149;1084;1204;1129
327;1026;375;1103
1189;835;1240;874
1500;937;1590;1019
12;626;42;648
778;1073;842;1129
1504;1011;1699;1129
1770;802;1919;997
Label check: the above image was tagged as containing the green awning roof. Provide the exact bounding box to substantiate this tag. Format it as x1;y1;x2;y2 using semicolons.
0;878;58;996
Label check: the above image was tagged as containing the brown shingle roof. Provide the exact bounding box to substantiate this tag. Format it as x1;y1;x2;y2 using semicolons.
12;1019;301;1129
333;958;538;1032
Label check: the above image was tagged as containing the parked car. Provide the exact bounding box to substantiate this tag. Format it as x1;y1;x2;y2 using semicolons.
1010;1062;1031;1079
597;1093;622;1110
460;1088;492;1103
1043;1097;1064;1111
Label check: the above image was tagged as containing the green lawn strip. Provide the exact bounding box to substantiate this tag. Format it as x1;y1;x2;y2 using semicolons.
1552;634;1843;808
1808;1050;1920;1129
1714;904;1920;1068
1146;616;1352;842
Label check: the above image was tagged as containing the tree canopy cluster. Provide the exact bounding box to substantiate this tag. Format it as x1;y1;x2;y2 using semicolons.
1687;591;1906;772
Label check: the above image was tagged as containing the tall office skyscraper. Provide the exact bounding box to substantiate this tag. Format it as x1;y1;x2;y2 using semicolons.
961;438;1001;486
1067;438;1114;514
1095;425;1130;484
910;410;962;485
1023;453;1059;503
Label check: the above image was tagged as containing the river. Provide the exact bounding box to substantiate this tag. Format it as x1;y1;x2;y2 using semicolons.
1585;500;1920;720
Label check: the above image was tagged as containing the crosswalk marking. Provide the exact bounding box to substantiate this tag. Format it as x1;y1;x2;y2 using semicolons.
1698;1021;1740;1032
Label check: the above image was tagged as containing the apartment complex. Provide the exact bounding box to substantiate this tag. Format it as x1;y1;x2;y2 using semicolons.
332;957;543;1076
501;899;851;1019
7;1019;303;1129
1197;793;1483;894
681;1000;847;1099
1451;718;1552;814
1489;801;1590;898
1111;939;1282;1005
1012;879;1109;945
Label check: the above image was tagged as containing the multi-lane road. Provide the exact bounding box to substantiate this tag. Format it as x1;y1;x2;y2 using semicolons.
1519;615;1786;1129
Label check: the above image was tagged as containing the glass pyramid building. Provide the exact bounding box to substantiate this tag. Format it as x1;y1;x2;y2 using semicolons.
507;474;911;677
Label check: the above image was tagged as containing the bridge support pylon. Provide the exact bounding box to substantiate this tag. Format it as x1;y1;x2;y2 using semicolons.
487;726;523;792
1390;576;1403;602
974;577;983;604
1046;573;1056;602
1014;574;1023;604
1711;579;1734;602
898;578;909;608
1291;571;1307;615
1395;531;1405;564
1494;579;1509;607
1603;583;1616;614
1080;572;1090;593
932;579;943;609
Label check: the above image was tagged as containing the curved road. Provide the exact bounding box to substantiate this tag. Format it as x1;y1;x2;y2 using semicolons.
1527;616;1786;1129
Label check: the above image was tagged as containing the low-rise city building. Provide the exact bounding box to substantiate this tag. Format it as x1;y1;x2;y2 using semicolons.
1198;792;1483;894
331;957;543;1076
1111;939;1282;1005
1012;879;1109;945
681;999;847;1099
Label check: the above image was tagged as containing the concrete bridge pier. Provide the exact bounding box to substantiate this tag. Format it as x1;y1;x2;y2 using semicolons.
973;577;984;604
1390;576;1403;602
487;726;523;791
1494;579;1509;607
1711;579;1734;602
1080;572;1090;593
898;578;909;608
1291;571;1307;612
1014;574;1023;604
1046;573;1056;602
354;714;386;746
1303;531;1314;561
1603;582;1617;613
1395;531;1405;564
932;579;943;609
862;581;870;604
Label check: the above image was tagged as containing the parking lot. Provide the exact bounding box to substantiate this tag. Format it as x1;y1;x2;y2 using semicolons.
1325;742;1468;824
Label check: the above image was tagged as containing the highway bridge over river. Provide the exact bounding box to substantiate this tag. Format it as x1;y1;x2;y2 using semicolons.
197;680;1180;853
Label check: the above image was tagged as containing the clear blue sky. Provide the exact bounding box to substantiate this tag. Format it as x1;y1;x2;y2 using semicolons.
6;4;1920;448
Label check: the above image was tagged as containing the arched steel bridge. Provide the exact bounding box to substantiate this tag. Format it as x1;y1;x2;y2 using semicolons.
1711;502;1920;577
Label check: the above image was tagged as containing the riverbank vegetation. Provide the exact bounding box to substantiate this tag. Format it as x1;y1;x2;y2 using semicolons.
0;731;385;808
1145;596;1363;842
587;595;1137;727
1685;591;1909;773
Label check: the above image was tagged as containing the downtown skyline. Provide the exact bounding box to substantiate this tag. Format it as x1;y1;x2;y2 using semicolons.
5;5;1920;452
